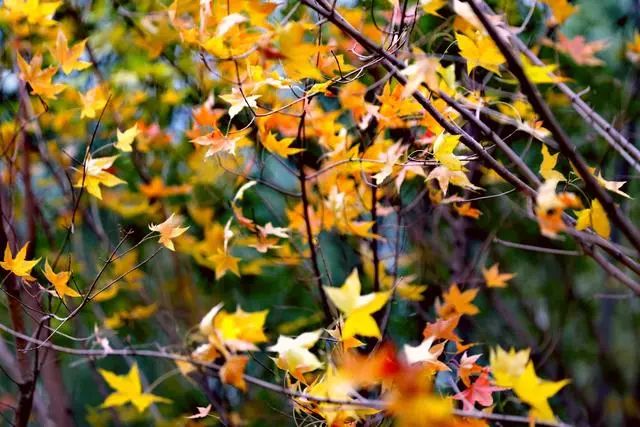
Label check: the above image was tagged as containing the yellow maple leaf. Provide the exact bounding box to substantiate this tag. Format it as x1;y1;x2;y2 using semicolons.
139;177;192;198
261;132;303;157
148;213;189;251
208;249;241;278
421;0;447;17
482;263;515;288
43;259;80;298
574;199;611;239
74;155;126;200
521;55;568;84
323;269;390;339
201;13;260;59
219;89;260;120
267;330;323;378
0;242;40;281
114;124;140;152
278;22;327;81
104;304;158;329
540;0;577;25
539;144;565;181
52;30;91;75
396;282;428;302
399;56;439;99
199;303;269;352
490;346;531;388
99;364;171;413
426;165;482;195
1;0;60;27
79;85;108;119
512;361;569;421
17;53;65;100
456;32;505;75
433;132;465;171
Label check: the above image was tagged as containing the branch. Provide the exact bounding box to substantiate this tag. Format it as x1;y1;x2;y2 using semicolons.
299;0;640;294
466;0;640;253
0;320;573;427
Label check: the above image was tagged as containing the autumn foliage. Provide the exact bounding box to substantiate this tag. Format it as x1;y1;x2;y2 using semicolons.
1;0;640;426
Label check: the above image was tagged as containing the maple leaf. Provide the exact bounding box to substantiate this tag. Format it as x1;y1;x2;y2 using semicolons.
257;222;289;239
574;199;611;239
0;242;40;281
423;315;469;350
219;89;260;120
403;336;450;371
626;32;640;64
535;179;581;238
539;144;565;181
458;352;483;387
399;57;439;99
594;171;630;198
139;177;192;198
420;0;447;17
104;304;158;329
267;330;323;379
454;370;504;411
43;259;80;298
323;269;390;339
456;32;505;75
396;282;428;302
114;124;140;152
436;284;479;319
540;0;577;26
339;342;404;388
52;30;91;74
17;53;65;100
2;0;60;27
299;365;373;425
208;249;241;278
260;132;303;157
190;128;245;157
433;132;465;171
426;165;482;195
552;33;607;66
520;55;568;84
186;404;212;419
79;85;108;119
74;155;126;200
278;22;327;81
482;263;515;288
454;202;481;219
99;363;170;413
220;355;249;391
148;213;189;251
490;346;530;388
512;362;569;421
201;14;261;59
199;304;268;352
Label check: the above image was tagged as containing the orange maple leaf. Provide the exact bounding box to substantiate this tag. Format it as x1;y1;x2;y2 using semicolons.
482;263;515;288
437;284;479;319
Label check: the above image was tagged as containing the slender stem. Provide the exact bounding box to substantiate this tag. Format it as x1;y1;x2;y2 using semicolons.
466;0;640;253
296;109;333;322
0;320;573;427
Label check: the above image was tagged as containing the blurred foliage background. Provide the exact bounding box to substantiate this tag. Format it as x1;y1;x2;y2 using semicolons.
0;0;640;426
